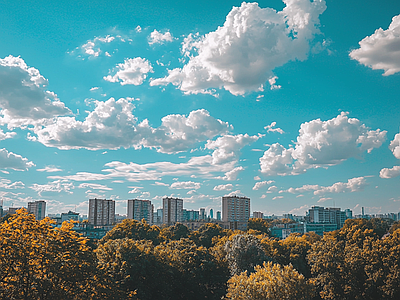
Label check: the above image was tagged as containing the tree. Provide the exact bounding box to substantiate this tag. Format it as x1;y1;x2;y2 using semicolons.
0;209;98;299
100;219;161;244
191;223;228;248
225;261;314;300
224;234;269;276
155;238;229;299
159;222;190;241
96;238;162;300
247;218;271;235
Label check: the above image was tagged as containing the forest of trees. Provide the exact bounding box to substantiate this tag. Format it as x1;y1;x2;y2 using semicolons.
1;209;400;299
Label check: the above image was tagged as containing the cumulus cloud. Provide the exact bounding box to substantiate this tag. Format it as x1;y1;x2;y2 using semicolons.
380;133;400;178
0;56;71;128
205;134;260;164
150;0;326;95
216;166;245;181
314;177;368;195
265;121;284;134
148;29;174;45
104;57;153;85
350;15;400;76
33;98;230;153
49;154;236;184
252;180;274;190
260;112;386;175
213;183;233;191
170;181;201;190
0;148;35;171
81;35;116;58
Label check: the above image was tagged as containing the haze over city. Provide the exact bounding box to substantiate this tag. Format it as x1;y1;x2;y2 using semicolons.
0;0;399;217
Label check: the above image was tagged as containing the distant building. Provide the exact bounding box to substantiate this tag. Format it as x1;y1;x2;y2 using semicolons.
183;209;199;221
253;211;264;219
88;198;115;225
163;197;183;225
216;211;221;221
307;206;348;229
200;208;206;220
127;199;153;224
153;208;163;224
222;195;250;230
61;211;79;223
28;201;46;220
209;208;214;219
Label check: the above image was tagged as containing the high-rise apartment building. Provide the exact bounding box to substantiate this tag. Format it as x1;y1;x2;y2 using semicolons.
307;206;349;229
222;196;250;222
163;197;183;225
253;211;264;219
28;200;46;220
88;198;115;225
127;199;153;224
200;208;206;220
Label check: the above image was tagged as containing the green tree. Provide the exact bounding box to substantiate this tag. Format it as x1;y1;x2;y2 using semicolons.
225;261;314;300
191;223;228;248
224;234;269;276
101;219;161;244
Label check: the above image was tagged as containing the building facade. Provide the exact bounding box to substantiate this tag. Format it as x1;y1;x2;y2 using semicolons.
88;198;115;225
222;196;250;230
162;197;183;225
27;200;46;220
127;199;153;224
253;211;264;219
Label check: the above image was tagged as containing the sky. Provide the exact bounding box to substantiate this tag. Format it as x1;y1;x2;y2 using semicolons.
0;0;399;217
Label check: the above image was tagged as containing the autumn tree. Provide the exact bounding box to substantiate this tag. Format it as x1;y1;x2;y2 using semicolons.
247;218;271;235
225;261;315;300
0;209;98;299
159;222;190;241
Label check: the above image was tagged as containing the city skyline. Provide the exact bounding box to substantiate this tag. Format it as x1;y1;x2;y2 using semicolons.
0;0;399;217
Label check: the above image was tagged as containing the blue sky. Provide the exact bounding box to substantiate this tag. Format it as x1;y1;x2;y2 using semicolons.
0;0;399;217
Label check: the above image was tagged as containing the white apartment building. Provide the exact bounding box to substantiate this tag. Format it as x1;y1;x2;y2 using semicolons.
28;200;46;220
88;198;115;225
162;197;183;225
127;199;153;224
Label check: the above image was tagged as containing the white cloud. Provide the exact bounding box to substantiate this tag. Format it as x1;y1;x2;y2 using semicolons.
224;190;243;197
314;177;368;195
148;29;174;45
389;133;400;159
82;35;116;57
78;183;112;190
266;185;278;193
272;196;283;200
380;166;400;179
150;0;326;95
260;112;386;175
128;187;142;194
30;180;74;196
0;148;35;171
37;166;63;172
380;133;400;178
283;184;319;194
49;155;235;183
170;181;201;190
265;121;284;134
252;180;274;190
216;166;245;181
288;205;309;215
205;134;260;164
104;57;153;85
350;15;400;76
0;179;25;189
317;197;332;203
0;56;71;129
213;183;233;191
34;99;230;153
268;76;282;90
254;176;261;180
153;182;169;186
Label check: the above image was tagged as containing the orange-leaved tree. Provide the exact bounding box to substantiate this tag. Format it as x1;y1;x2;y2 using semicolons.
0;209;98;300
